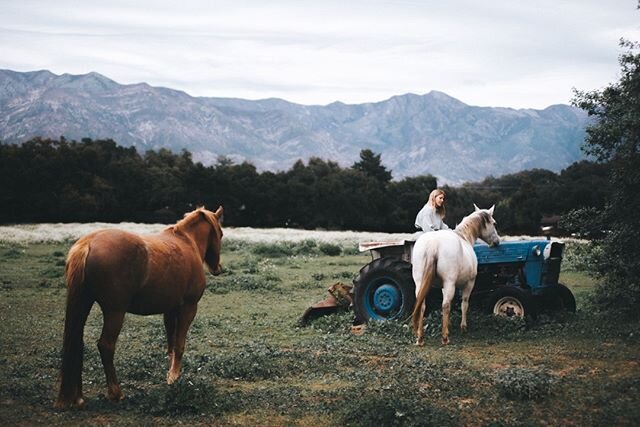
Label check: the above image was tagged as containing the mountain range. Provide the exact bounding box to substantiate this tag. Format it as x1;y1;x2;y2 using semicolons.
0;69;589;184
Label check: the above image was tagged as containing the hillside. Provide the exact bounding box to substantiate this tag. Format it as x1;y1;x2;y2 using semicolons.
0;69;588;183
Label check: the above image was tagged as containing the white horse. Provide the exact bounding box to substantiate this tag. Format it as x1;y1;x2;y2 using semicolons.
411;205;500;346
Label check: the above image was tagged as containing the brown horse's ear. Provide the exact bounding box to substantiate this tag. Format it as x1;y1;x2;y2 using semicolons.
214;206;224;222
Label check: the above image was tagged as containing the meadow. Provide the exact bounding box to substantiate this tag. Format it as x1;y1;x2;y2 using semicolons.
0;224;638;426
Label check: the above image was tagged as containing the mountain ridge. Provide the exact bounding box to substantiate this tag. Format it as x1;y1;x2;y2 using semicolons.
0;69;589;184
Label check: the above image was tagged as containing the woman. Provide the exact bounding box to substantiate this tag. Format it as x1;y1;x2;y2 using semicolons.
415;188;449;232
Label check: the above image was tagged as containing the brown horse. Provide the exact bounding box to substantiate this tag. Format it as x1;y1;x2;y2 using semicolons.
54;206;224;409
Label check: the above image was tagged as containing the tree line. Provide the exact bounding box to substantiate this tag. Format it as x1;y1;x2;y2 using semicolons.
0;137;608;235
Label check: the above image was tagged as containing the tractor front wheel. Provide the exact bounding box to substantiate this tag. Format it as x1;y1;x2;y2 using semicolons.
353;257;415;323
489;287;535;320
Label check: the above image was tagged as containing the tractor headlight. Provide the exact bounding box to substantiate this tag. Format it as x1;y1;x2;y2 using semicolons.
543;243;552;259
532;245;542;257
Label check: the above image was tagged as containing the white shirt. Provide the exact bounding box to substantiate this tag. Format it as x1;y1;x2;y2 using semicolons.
414;204;450;232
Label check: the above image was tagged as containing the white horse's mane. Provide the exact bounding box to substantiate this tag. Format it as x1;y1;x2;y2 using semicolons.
455;210;492;244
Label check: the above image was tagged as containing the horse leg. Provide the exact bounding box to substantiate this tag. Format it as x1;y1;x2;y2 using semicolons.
460;280;474;332
415;301;426;346
163;310;178;372
441;284;455;345
97;310;126;401
54;289;94;409
167;303;198;384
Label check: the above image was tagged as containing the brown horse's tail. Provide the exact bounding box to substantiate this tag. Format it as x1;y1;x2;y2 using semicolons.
411;249;437;333
55;236;95;408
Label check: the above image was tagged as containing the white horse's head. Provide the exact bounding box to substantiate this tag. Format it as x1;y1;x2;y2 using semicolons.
473;204;500;247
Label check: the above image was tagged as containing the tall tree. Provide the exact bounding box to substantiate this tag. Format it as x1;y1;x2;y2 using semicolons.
352;149;392;184
571;37;640;316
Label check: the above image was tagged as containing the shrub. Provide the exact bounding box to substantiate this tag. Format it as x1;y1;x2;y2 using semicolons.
562;241;602;272
208;343;283;380
140;378;235;416
342;246;361;255
251;242;294;257
307;311;353;333
337;381;454;427
494;367;555;401
250;240;320;257
2;246;24;259
365;319;413;342
207;275;278;294
319;243;342;256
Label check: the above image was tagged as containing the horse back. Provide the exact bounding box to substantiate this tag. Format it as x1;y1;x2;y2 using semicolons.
415;231;477;285
82;229;205;314
81;230;149;305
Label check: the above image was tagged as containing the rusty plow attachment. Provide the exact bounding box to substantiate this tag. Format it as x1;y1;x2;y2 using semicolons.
299;282;353;325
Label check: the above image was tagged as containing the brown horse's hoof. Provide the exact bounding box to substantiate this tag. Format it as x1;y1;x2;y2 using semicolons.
441;337;449;345
167;371;180;384
415;339;425;347
107;386;124;402
54;397;85;409
106;392;124;402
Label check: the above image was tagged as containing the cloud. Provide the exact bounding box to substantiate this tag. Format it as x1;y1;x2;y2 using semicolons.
1;0;638;108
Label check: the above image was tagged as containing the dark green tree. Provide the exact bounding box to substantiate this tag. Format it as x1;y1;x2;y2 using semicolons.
571;37;640;317
352;149;392;184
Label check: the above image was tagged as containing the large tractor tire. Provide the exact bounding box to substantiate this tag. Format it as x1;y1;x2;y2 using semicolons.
541;283;577;313
353;257;416;323
556;283;577;312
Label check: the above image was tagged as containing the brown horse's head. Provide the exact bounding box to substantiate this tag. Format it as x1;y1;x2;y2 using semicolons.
203;206;224;275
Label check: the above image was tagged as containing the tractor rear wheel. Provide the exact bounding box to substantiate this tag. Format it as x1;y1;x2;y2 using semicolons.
353;257;415;323
549;283;577;313
560;284;576;312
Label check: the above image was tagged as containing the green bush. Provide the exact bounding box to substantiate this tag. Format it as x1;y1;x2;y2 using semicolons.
207;275;278;294
251;240;320;258
138;378;235;416
251;242;294;257
2;247;24;259
366;319;413;342
342;246;361;255
208;343;283;380
337;380;454;427
562;241;602;272
222;239;250;253
319;243;342;256
307;311;353;333
494;367;555;401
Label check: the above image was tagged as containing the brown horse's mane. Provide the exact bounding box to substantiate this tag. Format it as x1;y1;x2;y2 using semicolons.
166;207;220;234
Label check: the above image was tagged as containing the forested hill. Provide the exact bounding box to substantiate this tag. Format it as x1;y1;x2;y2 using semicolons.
0;138;608;234
0;69;588;184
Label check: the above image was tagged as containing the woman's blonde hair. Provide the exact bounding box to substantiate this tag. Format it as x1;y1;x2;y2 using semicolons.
428;189;446;218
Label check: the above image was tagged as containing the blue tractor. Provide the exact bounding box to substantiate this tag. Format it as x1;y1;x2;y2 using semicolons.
352;239;576;324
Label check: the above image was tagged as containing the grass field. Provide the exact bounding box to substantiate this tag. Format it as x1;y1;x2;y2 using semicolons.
0;232;638;426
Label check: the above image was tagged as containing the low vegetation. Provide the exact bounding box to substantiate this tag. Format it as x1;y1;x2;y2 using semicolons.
0;230;638;426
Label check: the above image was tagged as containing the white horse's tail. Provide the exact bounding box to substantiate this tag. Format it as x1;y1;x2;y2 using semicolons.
412;249;437;333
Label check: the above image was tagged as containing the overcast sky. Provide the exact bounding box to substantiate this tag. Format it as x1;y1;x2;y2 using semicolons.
1;0;638;109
